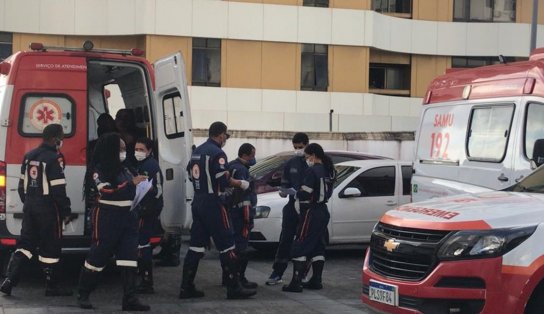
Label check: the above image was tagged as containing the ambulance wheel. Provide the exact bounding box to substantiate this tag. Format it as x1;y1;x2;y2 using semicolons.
526;281;544;314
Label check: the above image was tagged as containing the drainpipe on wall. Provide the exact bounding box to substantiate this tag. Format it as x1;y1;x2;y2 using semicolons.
329;109;334;132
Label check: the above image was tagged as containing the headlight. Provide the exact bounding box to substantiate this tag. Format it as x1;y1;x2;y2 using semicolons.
437;226;536;260
254;206;271;219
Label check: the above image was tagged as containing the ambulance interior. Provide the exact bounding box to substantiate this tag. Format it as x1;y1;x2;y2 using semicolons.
84;60;154;233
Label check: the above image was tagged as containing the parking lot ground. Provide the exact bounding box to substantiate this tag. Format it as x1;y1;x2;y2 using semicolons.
0;244;373;314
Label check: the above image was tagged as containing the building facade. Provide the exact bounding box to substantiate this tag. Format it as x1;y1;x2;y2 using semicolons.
0;0;543;157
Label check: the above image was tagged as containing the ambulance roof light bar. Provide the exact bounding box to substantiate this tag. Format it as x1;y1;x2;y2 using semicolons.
29;41;144;56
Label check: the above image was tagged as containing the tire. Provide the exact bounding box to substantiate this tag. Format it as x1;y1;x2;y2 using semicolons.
526;281;544;314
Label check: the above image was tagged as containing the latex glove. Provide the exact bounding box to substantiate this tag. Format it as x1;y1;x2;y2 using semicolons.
240;180;250;190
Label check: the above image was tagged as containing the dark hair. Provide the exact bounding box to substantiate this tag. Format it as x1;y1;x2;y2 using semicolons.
43;124;63;141
238;143;255;158
136;137;154;151
304;143;336;180
292;132;309;145
97;113;116;137
209;121;228;137
92;132;123;183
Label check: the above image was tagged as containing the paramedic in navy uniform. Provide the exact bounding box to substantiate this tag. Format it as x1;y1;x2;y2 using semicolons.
283;143;335;293
225;143;258;289
76;132;150;311
266;132;309;285
179;121;257;300
0;124;72;297
134;137;164;294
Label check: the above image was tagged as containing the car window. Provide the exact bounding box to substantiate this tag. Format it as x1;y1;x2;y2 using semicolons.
334;165;360;188
250;154;291;179
401;165;412;195
346;166;395;197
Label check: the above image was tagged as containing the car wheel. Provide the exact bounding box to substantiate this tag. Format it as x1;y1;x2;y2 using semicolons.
526;281;544;314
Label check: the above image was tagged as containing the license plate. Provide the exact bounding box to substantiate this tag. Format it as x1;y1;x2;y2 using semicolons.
369;279;398;306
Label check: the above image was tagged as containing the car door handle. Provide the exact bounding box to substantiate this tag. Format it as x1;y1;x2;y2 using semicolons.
515;175;524;183
497;173;509;182
386;200;397;206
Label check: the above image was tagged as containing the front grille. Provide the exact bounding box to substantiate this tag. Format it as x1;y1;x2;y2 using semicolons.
369;223;451;281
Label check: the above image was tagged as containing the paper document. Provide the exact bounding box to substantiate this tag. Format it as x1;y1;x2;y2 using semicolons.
131;179;153;210
279;187;297;196
62;221;75;232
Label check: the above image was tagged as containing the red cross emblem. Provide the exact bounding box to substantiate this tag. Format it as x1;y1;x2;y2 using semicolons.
28;99;62;131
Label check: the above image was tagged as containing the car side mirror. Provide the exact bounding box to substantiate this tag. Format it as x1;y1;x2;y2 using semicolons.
341;187;361;198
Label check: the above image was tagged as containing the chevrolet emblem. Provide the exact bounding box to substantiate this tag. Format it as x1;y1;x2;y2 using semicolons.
384;239;400;252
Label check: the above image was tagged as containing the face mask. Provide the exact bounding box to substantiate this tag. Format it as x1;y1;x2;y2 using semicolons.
119;152;127;162
306;159;314;167
135;151;147;161
247;158;256;166
55;139;63;150
294;149;304;157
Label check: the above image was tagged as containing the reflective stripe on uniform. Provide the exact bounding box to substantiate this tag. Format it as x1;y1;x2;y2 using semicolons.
84;260;105;272
15;248;32;259
38;255;60;264
98;199;132;207
50;178;66;186
235;200;252;208
219;245;235;254
116;260;137;267
97;183;110;190
23;163;29;194
189;246;205;253
301;185;313;193
293;256;307;262
138;243;151;249
319;178;325;203
311;255;325;262
42;162;49;195
205;155;213;194
215;171;228;179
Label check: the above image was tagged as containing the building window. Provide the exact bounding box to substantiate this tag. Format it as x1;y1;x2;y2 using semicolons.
303;0;329;7
369;64;410;93
301;44;328;92
372;0;412;15
452;56;516;68
454;0;515;22
0;32;13;61
192;38;221;87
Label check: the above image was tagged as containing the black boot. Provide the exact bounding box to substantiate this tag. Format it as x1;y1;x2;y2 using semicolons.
121;267;150;311
282;260;306;293
156;234;181;267
0;251;27;296
224;257;256;300
239;254;257;289
136;260;154;294
221;263;228;287
302;260;324;290
77;267;99;309
43;263;73;296
179;260;205;299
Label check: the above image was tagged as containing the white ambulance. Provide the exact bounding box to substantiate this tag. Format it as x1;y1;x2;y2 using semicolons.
0;42;193;268
412;48;544;202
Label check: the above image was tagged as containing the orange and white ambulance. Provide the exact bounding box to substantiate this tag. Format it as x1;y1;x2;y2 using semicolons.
0;42;193;268
412;49;544;202
362;50;544;313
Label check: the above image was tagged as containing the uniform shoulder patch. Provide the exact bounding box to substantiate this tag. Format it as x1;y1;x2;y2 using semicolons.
93;172;99;180
191;164;200;179
218;157;226;165
29;166;39;179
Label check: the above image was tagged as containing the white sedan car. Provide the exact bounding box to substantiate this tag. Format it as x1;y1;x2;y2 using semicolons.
250;159;413;250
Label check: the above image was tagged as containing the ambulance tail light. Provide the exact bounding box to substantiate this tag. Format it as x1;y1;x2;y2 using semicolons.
0;161;6;215
0;62;10;76
0;238;16;246
131;48;144;57
149;236;161;246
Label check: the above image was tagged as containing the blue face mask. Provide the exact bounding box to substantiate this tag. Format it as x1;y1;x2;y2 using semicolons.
248;158;256;166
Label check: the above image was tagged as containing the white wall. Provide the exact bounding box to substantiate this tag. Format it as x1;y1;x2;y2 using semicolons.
0;0;541;57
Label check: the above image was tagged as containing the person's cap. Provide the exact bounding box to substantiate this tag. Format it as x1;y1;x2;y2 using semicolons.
209;121;228;137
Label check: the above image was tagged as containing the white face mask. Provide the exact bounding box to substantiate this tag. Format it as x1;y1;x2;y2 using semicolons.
306;159;314;167
135;151;147;161
294;149;304;157
56;139;63;150
119;152;127;162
